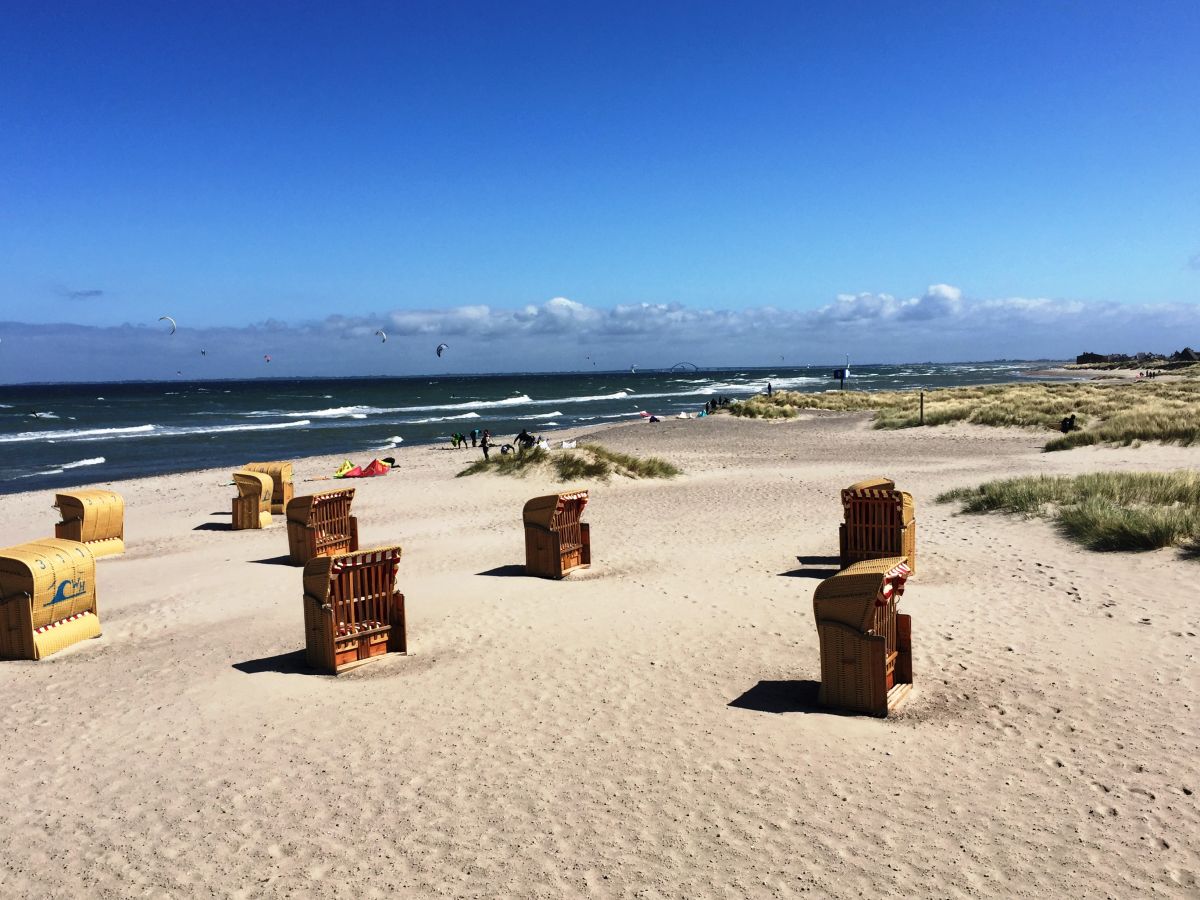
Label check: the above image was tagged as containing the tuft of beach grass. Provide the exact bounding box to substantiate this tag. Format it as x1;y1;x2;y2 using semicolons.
457;443;680;481
937;470;1200;555
727;378;1200;451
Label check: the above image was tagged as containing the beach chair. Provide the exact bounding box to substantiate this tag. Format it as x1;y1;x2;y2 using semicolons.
839;477;917;574
242;461;294;515
0;539;101;660
53;489;125;557
523;490;591;579
286;489;359;565
302;546;406;674
231;471;273;530
813;557;912;717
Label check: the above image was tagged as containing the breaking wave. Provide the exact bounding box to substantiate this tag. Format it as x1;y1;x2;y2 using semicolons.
0;420;311;444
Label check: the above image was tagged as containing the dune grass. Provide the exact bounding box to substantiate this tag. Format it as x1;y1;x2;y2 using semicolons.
729;379;1200;451
937;471;1200;554
457;443;680;481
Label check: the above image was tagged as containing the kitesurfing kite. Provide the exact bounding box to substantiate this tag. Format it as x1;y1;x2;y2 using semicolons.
436;343;448;358
264;355;272;364
200;349;207;356
159;316;177;335
375;330;387;343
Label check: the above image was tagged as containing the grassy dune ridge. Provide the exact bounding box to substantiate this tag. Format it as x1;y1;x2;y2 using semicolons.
457;443;681;481
729;379;1200;450
938;471;1200;554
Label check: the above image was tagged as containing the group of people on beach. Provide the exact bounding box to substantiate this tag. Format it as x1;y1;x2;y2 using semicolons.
448;428;482;449
450;427;547;460
704;396;733;414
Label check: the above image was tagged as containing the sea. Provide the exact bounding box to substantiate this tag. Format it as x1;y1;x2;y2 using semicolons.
0;362;1059;494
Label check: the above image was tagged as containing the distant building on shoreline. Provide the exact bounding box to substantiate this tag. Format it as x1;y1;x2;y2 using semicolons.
1075;347;1197;365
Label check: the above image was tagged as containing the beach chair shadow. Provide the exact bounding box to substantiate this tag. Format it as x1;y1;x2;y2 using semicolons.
779;556;841;579
728;680;823;714
249;554;293;566
193;522;231;531
476;564;530;577
233;650;309;675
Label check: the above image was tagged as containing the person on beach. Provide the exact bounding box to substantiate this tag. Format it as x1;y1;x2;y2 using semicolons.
767;382;773;396
471;428;480;447
514;429;534;453
481;430;492;459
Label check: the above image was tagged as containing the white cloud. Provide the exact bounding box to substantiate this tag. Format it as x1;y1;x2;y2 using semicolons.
3;287;1198;381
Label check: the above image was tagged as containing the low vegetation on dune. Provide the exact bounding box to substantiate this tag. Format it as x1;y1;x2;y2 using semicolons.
457;443;681;481
728;379;1200;451
938;471;1200;555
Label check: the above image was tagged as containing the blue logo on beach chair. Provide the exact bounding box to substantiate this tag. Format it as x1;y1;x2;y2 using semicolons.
46;578;87;607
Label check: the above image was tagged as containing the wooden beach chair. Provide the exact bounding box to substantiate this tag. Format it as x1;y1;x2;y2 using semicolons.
813;557;912;717
286;488;359;566
523;490;591;579
53;489;125;557
839;477;917;574
242;461;295;515
302;546;406;674
231;471;273;530
0;539;101;660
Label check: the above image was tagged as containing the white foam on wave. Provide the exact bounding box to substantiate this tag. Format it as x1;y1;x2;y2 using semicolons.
62;457;105;470
518;411;563;420
0;424;156;444
394;390;631;415
241;405;398;419
406;412;482;424
0;420;311;445
396;395;535;413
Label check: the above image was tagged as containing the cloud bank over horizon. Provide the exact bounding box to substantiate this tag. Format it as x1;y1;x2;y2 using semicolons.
2;286;1197;382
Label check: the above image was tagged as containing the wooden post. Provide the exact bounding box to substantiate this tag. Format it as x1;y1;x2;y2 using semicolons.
919;391;925;425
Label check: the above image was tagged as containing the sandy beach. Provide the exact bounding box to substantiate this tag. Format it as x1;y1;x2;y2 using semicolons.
1;412;1197;898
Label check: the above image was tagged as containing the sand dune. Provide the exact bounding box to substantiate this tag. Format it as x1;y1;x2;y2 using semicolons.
1;413;1197;898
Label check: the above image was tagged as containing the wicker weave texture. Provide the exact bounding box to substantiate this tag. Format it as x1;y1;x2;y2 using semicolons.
522;491;590;579
813;556;912;717
302;546;406;674
243;461;294;515
0;539;100;660
839;479;917;574
54;490;125;556
286;489;358;565
232;471;273;530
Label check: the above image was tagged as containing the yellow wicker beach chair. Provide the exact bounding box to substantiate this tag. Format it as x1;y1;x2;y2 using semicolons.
523;490;591;579
231;471;273;530
813;557;912;716
838;477;917;574
0;539;102;660
302;546;406;674
53;489;125;557
242;461;294;515
286;488;359;565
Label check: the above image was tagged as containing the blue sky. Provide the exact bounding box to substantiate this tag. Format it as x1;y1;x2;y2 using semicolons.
2;2;1198;379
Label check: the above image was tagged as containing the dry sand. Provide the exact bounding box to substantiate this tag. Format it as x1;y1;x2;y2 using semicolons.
1;413;1197;898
